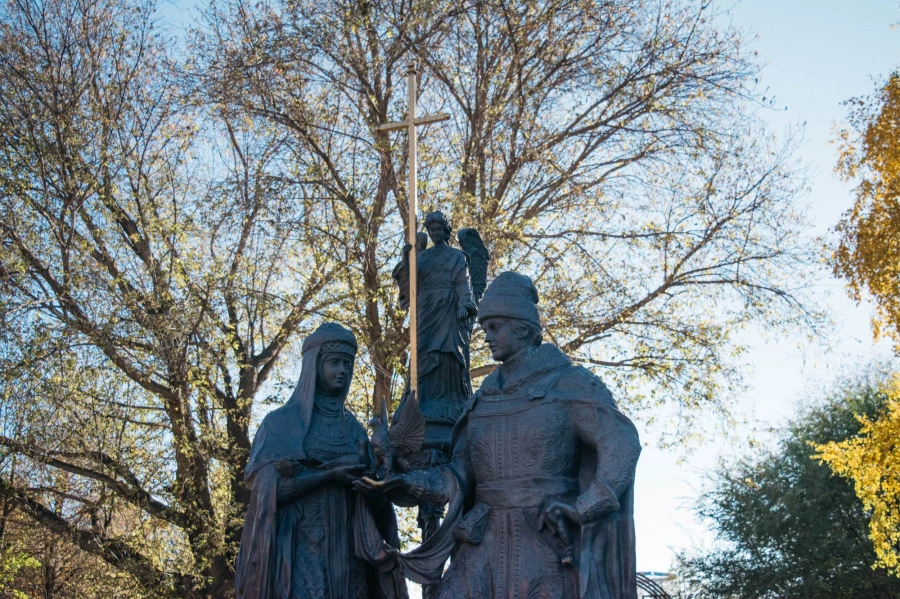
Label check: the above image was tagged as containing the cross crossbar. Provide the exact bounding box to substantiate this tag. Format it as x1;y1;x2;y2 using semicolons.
375;112;451;132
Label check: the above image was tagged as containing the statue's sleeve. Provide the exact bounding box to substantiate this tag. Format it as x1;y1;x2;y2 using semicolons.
235;464;280;598
394;409;473;586
447;413;474;492
405;411;473;504
570;384;641;523
392;251;411;311
454;253;477;315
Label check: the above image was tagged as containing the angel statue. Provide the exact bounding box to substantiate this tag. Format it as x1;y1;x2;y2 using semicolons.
391;211;488;595
391;211;489;452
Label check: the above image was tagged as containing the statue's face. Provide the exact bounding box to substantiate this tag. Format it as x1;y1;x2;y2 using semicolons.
319;353;353;394
426;221;449;244
482;318;530;362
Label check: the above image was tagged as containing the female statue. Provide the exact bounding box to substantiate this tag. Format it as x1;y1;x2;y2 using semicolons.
235;323;407;599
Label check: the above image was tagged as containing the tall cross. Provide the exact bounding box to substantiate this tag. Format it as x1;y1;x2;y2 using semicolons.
376;63;450;397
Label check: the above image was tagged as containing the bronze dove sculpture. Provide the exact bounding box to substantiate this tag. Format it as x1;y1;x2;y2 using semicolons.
368;390;426;478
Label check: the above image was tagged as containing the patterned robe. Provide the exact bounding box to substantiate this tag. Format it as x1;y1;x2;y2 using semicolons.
393;343;641;599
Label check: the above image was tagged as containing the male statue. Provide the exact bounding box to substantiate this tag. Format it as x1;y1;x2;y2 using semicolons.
358;272;642;599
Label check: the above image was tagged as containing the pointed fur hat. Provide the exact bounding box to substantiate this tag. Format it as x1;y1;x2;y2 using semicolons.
476;271;541;328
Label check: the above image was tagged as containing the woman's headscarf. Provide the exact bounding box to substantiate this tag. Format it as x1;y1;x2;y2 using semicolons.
244;322;358;480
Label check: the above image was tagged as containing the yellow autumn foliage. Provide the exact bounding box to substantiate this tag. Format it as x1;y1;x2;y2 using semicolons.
833;74;900;346
815;374;900;575
824;73;900;577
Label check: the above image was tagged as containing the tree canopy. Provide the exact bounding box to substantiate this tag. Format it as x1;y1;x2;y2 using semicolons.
0;0;820;595
833;74;900;348
677;372;900;599
820;71;900;579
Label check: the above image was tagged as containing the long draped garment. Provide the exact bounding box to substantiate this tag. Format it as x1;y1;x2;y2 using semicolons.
235;348;407;599
360;343;642;599
393;243;477;449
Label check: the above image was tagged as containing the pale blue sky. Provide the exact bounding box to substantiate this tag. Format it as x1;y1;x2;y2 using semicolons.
633;0;900;572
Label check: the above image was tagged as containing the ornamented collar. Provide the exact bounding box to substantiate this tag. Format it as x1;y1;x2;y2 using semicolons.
479;343;572;397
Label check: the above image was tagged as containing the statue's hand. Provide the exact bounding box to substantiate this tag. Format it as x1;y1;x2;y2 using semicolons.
402;243;413;255
539;499;582;530
318;454;366;484
353;475;409;497
326;463;367;484
318;453;364;471
457;306;470;320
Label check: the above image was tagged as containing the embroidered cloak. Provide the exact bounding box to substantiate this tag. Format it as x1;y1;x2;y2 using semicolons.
235;324;407;599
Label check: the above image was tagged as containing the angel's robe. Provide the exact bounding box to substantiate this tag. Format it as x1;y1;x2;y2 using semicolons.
393;242;477;450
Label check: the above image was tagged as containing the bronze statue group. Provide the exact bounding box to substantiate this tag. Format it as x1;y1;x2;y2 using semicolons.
235;212;642;599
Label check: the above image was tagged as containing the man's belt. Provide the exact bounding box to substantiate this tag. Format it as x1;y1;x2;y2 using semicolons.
475;477;578;509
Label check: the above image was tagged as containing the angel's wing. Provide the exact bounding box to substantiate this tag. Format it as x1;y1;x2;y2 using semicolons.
379;393;389;426
388;391;426;455
457;227;490;304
